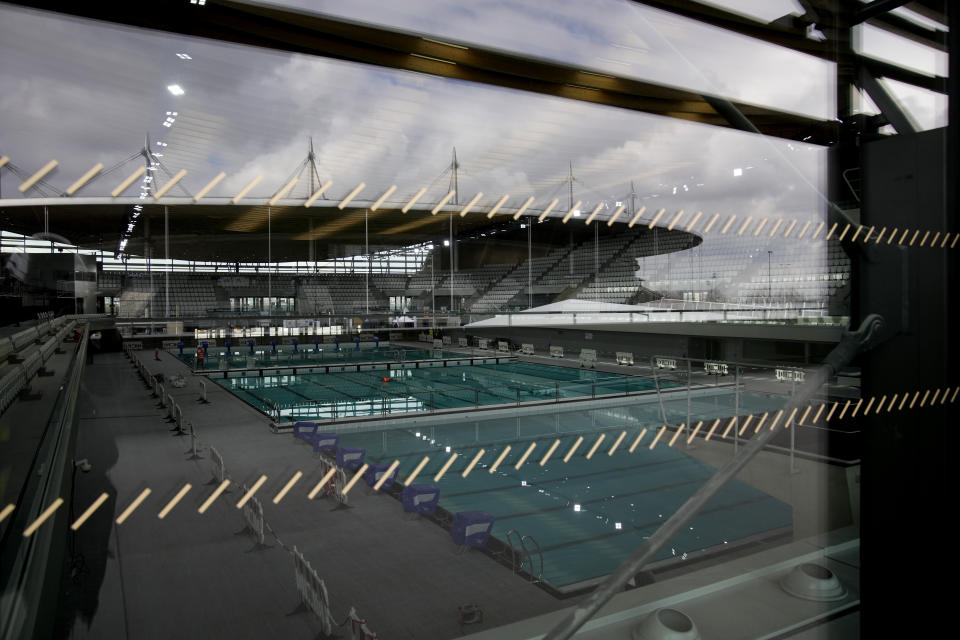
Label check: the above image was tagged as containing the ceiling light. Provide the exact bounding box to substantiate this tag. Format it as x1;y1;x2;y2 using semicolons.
443;239;450;247
176;53;192;60
574;504;581;512
167;85;185;96
733;167;743;176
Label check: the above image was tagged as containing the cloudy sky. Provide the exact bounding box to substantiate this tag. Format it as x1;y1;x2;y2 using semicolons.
0;0;947;268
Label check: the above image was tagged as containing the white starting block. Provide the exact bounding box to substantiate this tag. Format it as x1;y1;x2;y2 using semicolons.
579;348;597;369
497;341;510;354
478;338;490;350
616;351;634;365
704;361;729;376
655;357;678;370
433;339;443;349
519;343;535;355
458;337;468;347
549;346;564;358
442;336;452;345
776;368;805;383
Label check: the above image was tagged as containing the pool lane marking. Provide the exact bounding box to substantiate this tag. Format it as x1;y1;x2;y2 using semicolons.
849;398;863;418
490;446;512;473
686;422;703;443
514;443;536;470
116;489;151;524
199;480;231;513
0;504;14;524
668;424;685;447
952;387;959;402
308;467;337;499
375;461;401;490
540;440;561;466
341;464;368;495
71;492;109;530
608;431;626;455
236;476;266;509
629;429;647;452
273;471;303;503
649;426;667;449
929;389;941;405
564;436;584;462
159;484;192;519
23;498;64;537
870;396;885;415
799;406;812;424
585;434;606;459
825;402;839;422
462;450;484;478
918;389;931;408
434;455;458;481
909;390;920;409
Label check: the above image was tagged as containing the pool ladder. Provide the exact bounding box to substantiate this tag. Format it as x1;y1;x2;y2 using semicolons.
504;530;544;584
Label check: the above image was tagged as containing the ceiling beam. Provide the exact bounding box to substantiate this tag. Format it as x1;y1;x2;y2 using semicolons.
7;0;837;145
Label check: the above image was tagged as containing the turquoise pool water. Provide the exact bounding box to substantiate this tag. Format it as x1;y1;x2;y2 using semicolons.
335;398;792;589
215;361;663;421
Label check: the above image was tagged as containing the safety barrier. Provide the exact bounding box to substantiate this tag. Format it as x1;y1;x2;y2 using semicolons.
579;348;597;368
198;380;210;404
550;345;564;358
210;446;227;483
239;485;266;546
616;351;634;365
293;545;336;635
704;361;729;376
519;343;535;355
655;356;678;370
497;341;510;354
344;607;379;639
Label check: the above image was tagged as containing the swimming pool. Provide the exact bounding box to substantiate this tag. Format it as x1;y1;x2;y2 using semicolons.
333;393;793;590
216;361;665;422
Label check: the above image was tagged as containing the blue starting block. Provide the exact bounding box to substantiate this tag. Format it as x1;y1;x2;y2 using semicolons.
364;462;398;489
337;447;366;471
311;432;338;453
292;422;318;442
402;484;440;516
451;511;495;548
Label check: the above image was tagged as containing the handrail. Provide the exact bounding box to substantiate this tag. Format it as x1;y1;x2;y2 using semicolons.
0;324;88;640
520;534;545;584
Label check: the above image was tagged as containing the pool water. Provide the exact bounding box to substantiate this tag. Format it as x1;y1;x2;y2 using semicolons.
215;361;664;422
335;402;792;589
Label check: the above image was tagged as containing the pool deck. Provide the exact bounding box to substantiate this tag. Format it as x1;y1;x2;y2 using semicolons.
63;350;567;640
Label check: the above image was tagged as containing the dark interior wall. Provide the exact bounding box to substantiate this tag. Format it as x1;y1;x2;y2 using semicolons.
859;126;954;632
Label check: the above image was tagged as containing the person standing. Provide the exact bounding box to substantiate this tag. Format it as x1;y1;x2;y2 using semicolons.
196;345;205;371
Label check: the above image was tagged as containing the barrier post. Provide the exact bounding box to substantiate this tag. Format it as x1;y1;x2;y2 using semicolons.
185;421;203;460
